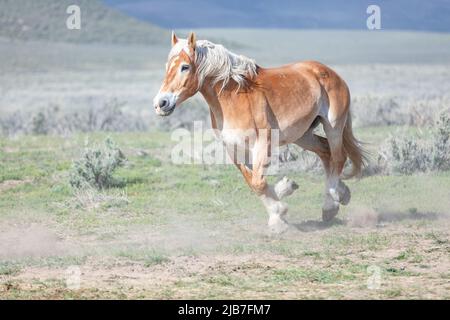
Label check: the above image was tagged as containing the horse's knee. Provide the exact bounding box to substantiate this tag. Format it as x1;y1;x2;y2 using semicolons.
251;178;267;195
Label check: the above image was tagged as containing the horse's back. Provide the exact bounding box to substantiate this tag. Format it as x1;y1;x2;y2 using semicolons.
299;61;351;123
255;60;350;137
276;60;350;120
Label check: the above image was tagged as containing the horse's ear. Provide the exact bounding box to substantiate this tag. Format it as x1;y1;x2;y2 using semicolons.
187;31;196;51
171;31;178;47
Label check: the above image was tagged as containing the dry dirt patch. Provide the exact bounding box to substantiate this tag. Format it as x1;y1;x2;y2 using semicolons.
0;179;32;192
0;222;72;260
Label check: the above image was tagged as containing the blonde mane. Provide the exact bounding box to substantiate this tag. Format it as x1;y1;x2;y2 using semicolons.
169;39;258;91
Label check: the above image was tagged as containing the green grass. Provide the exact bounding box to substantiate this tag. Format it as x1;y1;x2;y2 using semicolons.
0;262;21;276
272;267;357;284
394;248;424;263
1;129;449;241
116;248;170;267
0;129;449;299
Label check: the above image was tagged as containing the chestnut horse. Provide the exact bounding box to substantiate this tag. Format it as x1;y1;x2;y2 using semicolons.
154;32;366;233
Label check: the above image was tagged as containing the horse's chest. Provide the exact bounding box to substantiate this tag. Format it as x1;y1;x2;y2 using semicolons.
220;128;256;149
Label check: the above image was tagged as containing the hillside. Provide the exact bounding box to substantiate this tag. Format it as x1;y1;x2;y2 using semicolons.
0;0;169;44
104;0;450;32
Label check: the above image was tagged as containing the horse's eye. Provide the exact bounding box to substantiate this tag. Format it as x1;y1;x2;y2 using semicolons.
181;64;190;72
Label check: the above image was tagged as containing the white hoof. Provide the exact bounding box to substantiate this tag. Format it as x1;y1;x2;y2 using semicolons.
268;215;289;234
274;176;299;199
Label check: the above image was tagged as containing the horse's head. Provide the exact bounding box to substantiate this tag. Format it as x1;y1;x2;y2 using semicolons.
153;31;199;116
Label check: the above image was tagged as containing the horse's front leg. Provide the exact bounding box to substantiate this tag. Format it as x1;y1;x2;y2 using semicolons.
228;138;291;234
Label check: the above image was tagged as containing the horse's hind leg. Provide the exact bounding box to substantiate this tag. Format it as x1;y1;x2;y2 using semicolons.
294;129;342;221
321;118;351;221
294;129;331;175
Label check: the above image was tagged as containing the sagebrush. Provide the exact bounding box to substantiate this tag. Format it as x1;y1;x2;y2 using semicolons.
381;111;450;174
0;99;148;136
69;138;126;190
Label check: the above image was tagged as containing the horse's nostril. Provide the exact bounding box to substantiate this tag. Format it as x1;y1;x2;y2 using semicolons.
159;98;169;109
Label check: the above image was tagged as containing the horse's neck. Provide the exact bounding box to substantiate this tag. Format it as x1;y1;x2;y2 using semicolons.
199;81;235;130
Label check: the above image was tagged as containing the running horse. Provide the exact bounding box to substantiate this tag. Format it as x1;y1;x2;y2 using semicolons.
153;32;366;233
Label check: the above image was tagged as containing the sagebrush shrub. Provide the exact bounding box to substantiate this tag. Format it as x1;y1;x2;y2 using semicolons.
69;138;126;190
383;110;450;174
387;136;430;174
431;112;450;171
0;99;149;136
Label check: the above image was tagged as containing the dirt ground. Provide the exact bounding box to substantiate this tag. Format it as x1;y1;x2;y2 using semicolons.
1;132;450;299
1;212;449;299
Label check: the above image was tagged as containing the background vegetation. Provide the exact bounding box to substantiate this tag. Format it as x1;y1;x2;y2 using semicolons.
0;0;449;299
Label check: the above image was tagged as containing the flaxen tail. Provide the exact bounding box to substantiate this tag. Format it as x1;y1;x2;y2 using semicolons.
342;113;368;179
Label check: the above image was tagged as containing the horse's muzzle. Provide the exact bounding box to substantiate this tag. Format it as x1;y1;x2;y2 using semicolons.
155;105;175;116
154;92;177;116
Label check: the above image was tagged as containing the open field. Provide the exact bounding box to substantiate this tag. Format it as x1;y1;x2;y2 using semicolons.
1;14;450;300
2;29;450;132
0;128;449;299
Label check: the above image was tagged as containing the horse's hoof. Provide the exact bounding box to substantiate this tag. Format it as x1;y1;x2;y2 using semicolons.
339;184;351;206
268;216;289;234
269;223;289;234
275;176;299;199
329;184;351;206
322;205;339;222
